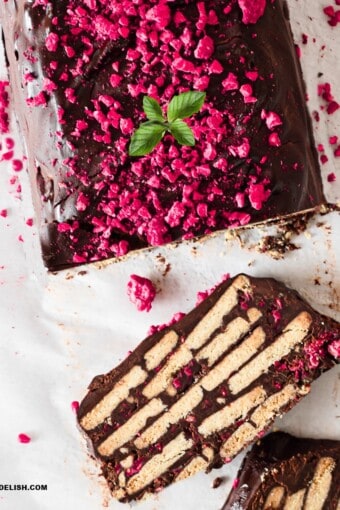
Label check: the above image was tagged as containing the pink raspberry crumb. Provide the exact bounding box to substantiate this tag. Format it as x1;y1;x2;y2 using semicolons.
328;340;340;358
71;401;80;413
237;0;266;24
232;478;240;489
5;137;14;149
327;172;336;182
196;274;230;305
194;36;214;59
12;159;24;172
18;433;31;444
0;81;10;134
268;132;281;147
127;274;156;312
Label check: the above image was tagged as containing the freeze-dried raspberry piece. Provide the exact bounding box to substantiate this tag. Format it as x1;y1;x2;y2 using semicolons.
127;274;156;312
237;0;266;24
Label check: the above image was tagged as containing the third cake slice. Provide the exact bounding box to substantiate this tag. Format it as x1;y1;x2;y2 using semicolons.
222;431;340;510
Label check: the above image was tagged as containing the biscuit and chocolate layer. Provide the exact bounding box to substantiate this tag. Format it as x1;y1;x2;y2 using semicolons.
222;432;340;510
0;0;323;269
77;275;340;502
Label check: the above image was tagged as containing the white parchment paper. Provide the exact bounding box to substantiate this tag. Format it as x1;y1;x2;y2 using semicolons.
0;1;339;509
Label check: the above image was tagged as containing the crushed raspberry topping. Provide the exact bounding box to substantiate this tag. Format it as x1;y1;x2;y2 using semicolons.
328;340;340;358
19;0;313;266
127;274;156;312
237;0;266;25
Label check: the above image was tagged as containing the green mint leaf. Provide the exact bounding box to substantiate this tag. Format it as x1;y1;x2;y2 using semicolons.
167;91;206;122
143;96;165;122
169;119;195;146
129;121;166;157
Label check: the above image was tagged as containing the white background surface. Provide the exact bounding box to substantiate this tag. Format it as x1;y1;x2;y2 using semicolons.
0;1;339;509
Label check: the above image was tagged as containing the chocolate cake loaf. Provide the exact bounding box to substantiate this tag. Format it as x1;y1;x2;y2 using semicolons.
77;274;340;502
222;432;340;510
0;0;324;270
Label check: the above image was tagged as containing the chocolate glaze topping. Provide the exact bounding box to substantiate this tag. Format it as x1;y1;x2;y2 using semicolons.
222;432;340;510
77;275;339;502
0;0;324;270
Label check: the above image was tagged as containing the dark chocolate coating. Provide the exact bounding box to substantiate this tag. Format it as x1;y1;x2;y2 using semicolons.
222;432;340;509
0;0;324;270
77;274;339;502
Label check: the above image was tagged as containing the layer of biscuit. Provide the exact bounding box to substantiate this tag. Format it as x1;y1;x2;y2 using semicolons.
77;275;339;502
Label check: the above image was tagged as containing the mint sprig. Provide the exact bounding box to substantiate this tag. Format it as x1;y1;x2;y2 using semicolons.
128;91;206;157
170;119;195;146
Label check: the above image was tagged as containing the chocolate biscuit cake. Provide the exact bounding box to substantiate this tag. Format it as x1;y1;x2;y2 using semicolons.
222;432;340;510
77;274;340;502
0;0;324;270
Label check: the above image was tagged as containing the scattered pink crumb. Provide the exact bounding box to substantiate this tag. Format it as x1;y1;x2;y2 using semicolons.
323;4;340;26
0;209;7;217
127;274;156;312
196;274;230;306
1;150;14;161
147;311;186;336
327;101;340;114
12;159;23;172
320;154;329;164
26;218;34;226
329;135;338;144
5;137;14;149
18;235;24;242
327;172;336;182
318;82;340;115
232;478;240;489
334;146;340;157
0;81;10;134
18;433;31;444
71;401;79;413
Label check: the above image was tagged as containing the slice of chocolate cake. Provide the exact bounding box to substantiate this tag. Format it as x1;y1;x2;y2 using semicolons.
222;432;340;510
0;0;324;270
77;275;340;502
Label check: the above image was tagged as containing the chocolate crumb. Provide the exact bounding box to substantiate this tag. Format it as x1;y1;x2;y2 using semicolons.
212;477;224;489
